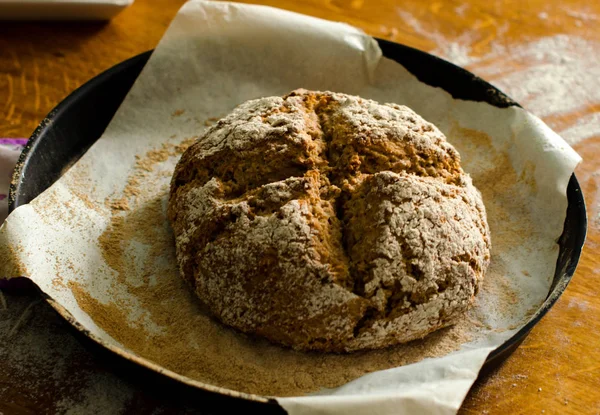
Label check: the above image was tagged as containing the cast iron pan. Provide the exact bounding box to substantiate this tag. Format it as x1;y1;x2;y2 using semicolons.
8;39;587;412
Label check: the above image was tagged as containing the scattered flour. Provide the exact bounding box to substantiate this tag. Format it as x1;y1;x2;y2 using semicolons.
54;373;132;415
0;293;135;414
439;35;600;145
565;8;599;22
0;291;192;413
560;112;600;145
396;9;481;67
462;36;600;123
455;4;469;18
398;10;600;146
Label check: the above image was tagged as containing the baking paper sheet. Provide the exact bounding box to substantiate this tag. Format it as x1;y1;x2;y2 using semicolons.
0;1;581;414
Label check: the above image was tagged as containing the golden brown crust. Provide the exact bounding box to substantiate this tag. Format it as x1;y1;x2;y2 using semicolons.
168;89;490;352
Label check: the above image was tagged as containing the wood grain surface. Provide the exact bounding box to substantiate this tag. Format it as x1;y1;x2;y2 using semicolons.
1;0;599;414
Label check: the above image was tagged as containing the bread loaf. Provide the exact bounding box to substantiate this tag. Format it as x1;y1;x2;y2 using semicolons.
168;89;490;352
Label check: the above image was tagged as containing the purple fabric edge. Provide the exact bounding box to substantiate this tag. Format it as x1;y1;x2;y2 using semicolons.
0;138;28;145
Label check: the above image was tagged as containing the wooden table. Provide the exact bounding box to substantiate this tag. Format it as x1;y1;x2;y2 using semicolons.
1;1;599;413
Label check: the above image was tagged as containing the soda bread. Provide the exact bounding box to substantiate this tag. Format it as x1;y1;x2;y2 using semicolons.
168;89;490;352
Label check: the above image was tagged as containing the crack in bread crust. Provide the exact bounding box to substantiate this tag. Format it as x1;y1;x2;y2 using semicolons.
168;89;491;352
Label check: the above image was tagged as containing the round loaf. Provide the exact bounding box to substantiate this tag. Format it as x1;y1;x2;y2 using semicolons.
168;89;490;352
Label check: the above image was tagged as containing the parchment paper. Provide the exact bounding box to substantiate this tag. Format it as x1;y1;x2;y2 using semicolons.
0;1;581;414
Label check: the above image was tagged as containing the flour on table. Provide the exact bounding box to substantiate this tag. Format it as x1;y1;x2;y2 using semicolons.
398;10;600;146
439;35;600;145
565;8;599;22
0;294;134;414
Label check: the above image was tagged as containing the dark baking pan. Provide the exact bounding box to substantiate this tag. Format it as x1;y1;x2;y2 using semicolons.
8;39;587;412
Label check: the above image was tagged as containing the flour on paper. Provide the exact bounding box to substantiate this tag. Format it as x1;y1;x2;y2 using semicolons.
59;123;527;397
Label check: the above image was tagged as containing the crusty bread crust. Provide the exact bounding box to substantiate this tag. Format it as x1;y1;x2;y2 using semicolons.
168;89;490;352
